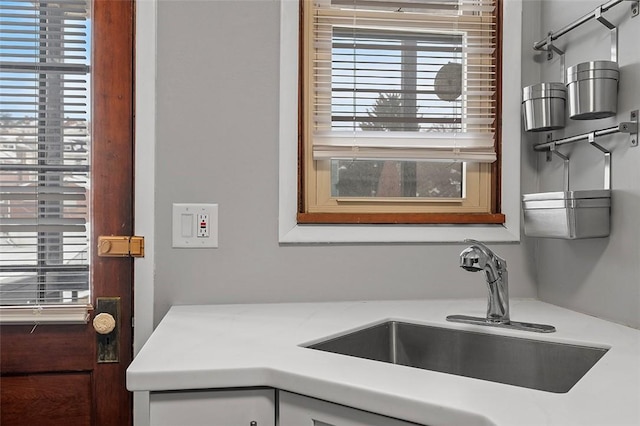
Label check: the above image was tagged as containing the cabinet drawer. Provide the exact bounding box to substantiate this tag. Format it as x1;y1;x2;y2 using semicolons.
149;388;275;426
278;391;426;426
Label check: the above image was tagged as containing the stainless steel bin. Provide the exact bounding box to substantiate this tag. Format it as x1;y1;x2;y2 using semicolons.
522;190;610;239
566;60;619;120
522;82;566;132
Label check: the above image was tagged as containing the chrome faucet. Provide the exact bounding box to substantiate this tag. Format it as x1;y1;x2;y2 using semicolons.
447;239;556;333
459;239;509;323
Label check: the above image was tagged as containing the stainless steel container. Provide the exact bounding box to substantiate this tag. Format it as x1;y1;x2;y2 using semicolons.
522;190;610;239
522;83;566;132
566;60;619;120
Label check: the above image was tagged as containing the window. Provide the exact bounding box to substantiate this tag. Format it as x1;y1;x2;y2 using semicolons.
0;0;91;312
299;0;502;224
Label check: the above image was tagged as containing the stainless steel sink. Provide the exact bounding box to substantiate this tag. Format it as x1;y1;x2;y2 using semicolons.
306;321;608;393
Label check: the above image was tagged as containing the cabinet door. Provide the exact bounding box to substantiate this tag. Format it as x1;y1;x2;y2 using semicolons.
149;388;275;426
278;391;425;426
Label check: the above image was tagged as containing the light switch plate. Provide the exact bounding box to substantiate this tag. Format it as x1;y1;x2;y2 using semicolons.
172;203;218;248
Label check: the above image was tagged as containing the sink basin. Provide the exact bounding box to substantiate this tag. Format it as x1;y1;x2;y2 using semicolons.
306;321;608;393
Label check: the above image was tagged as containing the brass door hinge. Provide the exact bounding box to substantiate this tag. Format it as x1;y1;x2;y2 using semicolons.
98;236;144;257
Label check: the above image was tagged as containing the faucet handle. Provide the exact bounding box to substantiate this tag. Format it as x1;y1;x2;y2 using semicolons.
463;238;491;251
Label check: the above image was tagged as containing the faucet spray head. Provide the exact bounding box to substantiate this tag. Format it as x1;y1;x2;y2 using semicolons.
459;239;505;284
459;247;485;272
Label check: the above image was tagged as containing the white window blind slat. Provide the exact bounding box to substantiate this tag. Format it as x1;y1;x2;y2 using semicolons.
313;148;496;161
2;6;87;14
0;0;91;313
309;0;498;162
313;131;496;161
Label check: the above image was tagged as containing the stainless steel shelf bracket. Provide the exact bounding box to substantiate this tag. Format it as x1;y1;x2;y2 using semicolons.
588;133;612;190
620;110;638;146
545;32;565;58
595;6;618;62
544;33;566;83
546;142;571;192
545;134;554;161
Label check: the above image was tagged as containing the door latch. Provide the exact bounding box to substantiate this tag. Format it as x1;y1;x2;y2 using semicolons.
97;236;144;257
94;297;120;363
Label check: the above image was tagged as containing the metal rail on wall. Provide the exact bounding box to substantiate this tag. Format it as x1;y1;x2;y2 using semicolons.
533;110;638;152
532;110;638;192
533;0;639;55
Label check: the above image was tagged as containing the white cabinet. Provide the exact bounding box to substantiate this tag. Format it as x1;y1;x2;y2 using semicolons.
148;388;424;426
149;388;275;426
278;391;425;426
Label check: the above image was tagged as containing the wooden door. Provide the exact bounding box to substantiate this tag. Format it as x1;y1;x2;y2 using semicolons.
0;1;135;425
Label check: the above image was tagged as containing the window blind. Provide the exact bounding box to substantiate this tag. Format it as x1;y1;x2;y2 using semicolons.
0;0;91;320
308;0;497;162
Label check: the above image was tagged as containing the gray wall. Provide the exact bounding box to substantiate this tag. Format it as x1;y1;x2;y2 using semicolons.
152;0;539;325
522;0;640;328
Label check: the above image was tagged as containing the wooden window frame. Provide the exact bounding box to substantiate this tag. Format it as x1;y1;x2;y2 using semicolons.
297;0;504;225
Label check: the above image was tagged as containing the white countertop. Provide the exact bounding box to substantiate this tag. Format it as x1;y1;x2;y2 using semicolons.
127;299;640;426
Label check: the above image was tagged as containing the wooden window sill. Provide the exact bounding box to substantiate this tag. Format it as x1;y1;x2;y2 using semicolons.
297;213;506;225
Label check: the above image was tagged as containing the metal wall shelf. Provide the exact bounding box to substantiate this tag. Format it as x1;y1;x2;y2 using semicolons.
524;2;638;240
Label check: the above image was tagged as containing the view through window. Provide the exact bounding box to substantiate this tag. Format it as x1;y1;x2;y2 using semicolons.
330;27;464;198
0;0;91;307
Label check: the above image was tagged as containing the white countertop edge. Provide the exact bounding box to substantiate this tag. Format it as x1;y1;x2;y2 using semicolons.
127;299;640;426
